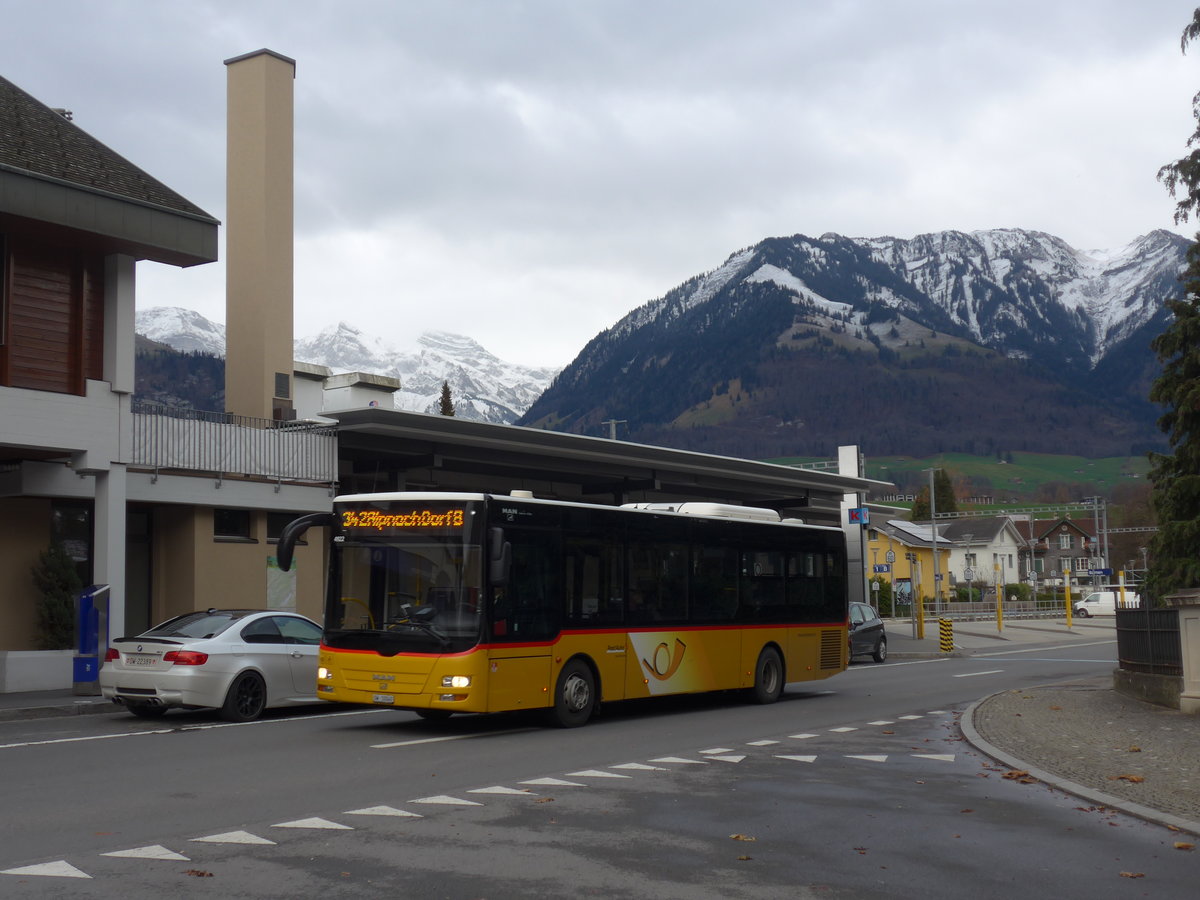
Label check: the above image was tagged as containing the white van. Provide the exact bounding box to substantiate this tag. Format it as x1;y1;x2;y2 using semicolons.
1074;589;1141;618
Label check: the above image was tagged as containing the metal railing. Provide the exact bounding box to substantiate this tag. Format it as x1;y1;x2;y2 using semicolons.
1116;607;1183;677
131;401;338;486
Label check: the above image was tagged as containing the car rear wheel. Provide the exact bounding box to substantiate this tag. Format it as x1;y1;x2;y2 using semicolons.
221;672;267;722
750;646;784;704
872;637;887;663
127;702;167;719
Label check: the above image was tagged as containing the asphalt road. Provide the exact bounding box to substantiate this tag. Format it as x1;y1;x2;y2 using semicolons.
2;638;1195;898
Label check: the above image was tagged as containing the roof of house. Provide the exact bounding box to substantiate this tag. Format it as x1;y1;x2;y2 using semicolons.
0;75;214;220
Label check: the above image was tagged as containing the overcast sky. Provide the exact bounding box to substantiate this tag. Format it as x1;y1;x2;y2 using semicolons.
5;1;1200;367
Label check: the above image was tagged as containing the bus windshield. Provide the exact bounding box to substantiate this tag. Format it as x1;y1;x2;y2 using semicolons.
326;535;485;656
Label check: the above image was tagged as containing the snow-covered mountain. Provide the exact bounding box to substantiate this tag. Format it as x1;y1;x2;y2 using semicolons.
520;227;1188;458
134;309;558;424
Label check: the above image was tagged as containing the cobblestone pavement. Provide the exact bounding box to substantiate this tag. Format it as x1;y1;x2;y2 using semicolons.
966;675;1200;834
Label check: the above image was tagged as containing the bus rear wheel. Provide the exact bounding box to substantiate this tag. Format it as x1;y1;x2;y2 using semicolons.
750;646;784;704
550;658;595;728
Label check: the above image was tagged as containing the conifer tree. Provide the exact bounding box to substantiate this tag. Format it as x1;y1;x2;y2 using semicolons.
31;542;82;650
1146;8;1200;602
439;380;456;417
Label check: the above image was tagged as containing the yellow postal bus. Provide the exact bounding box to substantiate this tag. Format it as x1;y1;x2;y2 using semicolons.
277;492;850;727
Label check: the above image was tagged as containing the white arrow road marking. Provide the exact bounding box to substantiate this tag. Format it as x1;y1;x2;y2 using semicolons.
566;769;632;778
846;755;889;763
101;845;189;861
788;733;819;739
776;755;818;763
747;740;779;746
699;748;734;754
191;831;276;845
468;786;535;795
343;806;422;817
649;757;708;765
409;795;483;806
705;755;746;763
1;860;91;878
913;754;956;762
272;817;353;830
611;763;667;771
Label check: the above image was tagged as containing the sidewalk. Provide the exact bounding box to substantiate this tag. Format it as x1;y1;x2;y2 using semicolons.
3;621;1197;835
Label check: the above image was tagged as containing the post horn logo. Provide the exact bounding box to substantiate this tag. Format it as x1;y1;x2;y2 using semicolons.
641;638;686;681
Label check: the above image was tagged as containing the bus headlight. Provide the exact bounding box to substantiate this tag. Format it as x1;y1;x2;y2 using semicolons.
441;675;471;688
318;667;333;680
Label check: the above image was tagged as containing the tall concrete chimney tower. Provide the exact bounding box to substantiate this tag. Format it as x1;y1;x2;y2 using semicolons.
224;49;296;420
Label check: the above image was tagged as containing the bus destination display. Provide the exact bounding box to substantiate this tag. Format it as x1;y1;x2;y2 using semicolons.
340;507;466;534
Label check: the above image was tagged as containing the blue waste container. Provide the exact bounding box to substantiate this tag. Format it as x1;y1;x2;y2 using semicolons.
73;584;109;696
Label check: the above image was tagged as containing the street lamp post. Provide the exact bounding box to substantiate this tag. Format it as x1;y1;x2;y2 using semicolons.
962;533;974;604
925;467;941;616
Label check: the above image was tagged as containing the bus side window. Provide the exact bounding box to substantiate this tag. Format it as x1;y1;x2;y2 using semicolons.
493;531;561;642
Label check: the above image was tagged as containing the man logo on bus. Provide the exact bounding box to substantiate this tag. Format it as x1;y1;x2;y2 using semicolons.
642;638;687;681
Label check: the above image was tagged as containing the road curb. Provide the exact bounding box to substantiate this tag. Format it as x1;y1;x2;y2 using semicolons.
960;691;1200;837
0;700;122;723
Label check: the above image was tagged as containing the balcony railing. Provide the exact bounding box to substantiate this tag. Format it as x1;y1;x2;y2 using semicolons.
131;401;337;486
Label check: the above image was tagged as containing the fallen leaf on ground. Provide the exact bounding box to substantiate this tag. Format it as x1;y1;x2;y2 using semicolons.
1002;770;1030;780
1049;705;1062;710
184;869;214;878
853;847;868;855
737;855;753;861
1119;872;1145;879
1174;842;1195;851
1128;746;1141;752
1108;775;1145;783
534;798;556;804
730;834;756;842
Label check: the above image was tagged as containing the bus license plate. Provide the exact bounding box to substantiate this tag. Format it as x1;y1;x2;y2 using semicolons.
372;694;394;704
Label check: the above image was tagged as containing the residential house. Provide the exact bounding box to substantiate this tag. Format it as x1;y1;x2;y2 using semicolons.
938;517;1028;596
1013;517;1102;587
866;520;952;609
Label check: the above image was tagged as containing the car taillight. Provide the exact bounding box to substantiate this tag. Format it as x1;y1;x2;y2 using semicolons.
104;648;119;662
163;650;208;666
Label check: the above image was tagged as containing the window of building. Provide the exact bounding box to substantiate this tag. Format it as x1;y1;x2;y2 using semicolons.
1058;533;1074;550
214;509;254;541
52;500;93;587
0;233;7;345
267;512;305;544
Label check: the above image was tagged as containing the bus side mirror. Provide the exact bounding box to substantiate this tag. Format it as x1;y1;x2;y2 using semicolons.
489;527;511;586
276;513;336;572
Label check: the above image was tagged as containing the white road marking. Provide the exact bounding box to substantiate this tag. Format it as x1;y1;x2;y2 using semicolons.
649;757;708;765
1;860;91;878
343;806;422;817
829;727;858;733
867;720;894;726
520;777;587;786
272;817;353;830
973;639;1116;656
372;728;531;749
898;715;923;720
913;754;956;762
191;831;276;845
611;762;666;771
706;755;746;763
776;755;817;763
747;740;779;746
409;795;483;806
846;755;888;763
699;747;734;754
788;733;819;739
566;769;632;778
468;786;535;795
101;845;189;861
927;710;950;714
954;669;1005;678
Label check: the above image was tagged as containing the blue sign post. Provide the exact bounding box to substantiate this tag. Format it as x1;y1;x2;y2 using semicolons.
73;584;110;696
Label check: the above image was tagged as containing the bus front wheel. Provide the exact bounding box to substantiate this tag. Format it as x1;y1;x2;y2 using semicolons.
550;658;595;728
750;646;784;704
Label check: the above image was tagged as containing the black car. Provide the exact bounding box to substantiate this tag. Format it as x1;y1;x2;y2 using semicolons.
848;601;887;663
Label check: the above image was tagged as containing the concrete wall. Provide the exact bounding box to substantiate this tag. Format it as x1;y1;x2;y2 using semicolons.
1112;668;1182;710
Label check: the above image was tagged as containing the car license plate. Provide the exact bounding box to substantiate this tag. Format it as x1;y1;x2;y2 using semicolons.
372;694;395;704
126;654;158;666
